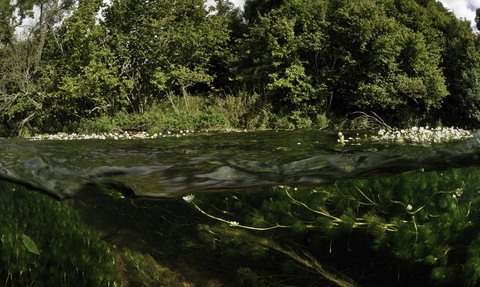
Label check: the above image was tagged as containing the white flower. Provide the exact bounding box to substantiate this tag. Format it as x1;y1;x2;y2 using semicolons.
455;188;463;197
406;204;413;211
229;221;239;227
182;194;195;203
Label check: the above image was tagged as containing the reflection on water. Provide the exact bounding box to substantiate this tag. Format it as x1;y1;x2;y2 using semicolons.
1;130;480;199
1;130;480;286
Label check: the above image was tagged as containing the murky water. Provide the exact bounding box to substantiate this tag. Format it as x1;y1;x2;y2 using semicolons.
1;130;480;286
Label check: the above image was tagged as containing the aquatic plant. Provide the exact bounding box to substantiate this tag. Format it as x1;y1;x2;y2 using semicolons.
0;181;202;287
338;126;472;146
187;167;480;286
0;181;120;286
121;247;191;287
201;224;358;287
373;126;472;144
29;129;201;141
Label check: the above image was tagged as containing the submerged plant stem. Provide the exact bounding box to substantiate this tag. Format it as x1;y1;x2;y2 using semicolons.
191;201;292;230
285;188;341;221
202;224;359;287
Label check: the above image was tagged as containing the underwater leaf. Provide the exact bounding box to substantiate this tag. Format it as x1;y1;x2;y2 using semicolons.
431;266;456;284
22;234;40;255
424;255;437;265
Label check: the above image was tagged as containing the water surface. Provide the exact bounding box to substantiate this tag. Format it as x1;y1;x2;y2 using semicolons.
2;130;480;286
0;130;479;199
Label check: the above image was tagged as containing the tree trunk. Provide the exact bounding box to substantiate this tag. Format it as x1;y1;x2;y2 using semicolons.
35;0;59;66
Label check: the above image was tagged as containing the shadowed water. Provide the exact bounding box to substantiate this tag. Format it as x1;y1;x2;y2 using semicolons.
0;130;479;199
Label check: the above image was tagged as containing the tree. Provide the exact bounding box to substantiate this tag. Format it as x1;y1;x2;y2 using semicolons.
237;0;329;124
325;0;447;125
0;40;41;135
41;0;128;122
0;0;76;134
236;0;448;126
207;0;246;91
243;0;284;25
102;0;229;113
381;0;480;128
476;8;480;29
0;0;16;45
436;14;480;127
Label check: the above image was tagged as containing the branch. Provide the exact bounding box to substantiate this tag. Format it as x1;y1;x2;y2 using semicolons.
352;111;391;129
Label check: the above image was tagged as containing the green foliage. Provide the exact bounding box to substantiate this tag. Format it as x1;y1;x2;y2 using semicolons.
190;167;480;286
463;234;480;286
102;0;229;113
77;92;313;133
0;181;120;286
121;248;188;287
237;0;328;119
0;0;79;134
326;0;447;123
42;0;134;121
0;181;219;286
79;94;243;132
2;0;480;132
0;0;15;45
431;266;457;285
21;234;40;255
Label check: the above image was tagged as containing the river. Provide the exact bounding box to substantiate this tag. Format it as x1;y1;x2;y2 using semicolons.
1;130;480;286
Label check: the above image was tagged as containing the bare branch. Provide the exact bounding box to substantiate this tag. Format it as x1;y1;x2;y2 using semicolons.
352;111;391;130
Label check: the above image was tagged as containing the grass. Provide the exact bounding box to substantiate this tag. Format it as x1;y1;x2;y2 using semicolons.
78;93;330;134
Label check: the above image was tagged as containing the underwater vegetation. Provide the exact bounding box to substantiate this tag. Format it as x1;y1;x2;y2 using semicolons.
0;181;198;287
2;167;480;286
187;167;480;286
0;181;120;286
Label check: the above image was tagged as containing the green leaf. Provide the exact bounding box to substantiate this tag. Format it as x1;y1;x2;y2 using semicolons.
22;234;40;255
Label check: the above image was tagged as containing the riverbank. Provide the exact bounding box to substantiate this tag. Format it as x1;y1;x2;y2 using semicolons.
4;92;473;139
26;125;474;151
3;93;333;138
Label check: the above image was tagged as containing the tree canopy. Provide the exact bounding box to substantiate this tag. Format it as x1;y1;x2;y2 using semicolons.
1;0;480;134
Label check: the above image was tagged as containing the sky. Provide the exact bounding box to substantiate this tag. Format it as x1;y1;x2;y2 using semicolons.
205;0;244;9
206;0;480;28
439;0;480;27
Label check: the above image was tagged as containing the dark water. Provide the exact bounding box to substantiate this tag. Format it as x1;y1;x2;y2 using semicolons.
2;130;480;287
0;130;479;199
